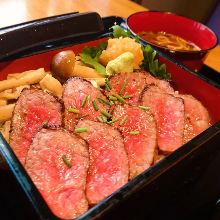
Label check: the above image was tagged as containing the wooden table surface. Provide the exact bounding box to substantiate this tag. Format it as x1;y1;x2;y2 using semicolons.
0;0;219;72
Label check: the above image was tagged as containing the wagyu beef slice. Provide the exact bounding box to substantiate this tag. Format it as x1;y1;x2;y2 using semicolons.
25;129;89;219
10;89;62;164
76;119;128;205
142;90;185;152
112;104;157;179
63;77;108;131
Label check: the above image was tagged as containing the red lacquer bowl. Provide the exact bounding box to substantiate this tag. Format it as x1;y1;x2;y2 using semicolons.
127;11;218;71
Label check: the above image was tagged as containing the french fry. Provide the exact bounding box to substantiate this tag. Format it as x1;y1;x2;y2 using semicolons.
0;104;15;122
0;120;11;142
73;62;104;79
40;74;63;98
0;85;30;100
86;78;105;86
0;68;46;92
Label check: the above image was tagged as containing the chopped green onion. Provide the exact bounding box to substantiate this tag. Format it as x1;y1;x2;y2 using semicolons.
97;97;109;106
109;96;117;101
130;130;140;135
112;93;126;103
87;95;91;104
107;118;119;124
120;116;128;126
100;109;112;118
105;79;112;91
81;96;88;107
75;127;88;133
123;95;133;99
41;120;48;128
77;114;89;119
68;107;80;114
62;155;72;168
97;115;107;123
138;105;150;111
109;100;115;106
119;81;128;95
92;100;99;111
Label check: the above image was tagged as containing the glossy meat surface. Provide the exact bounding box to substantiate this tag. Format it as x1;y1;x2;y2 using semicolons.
25;129;89;219
112;105;157;179
76;119;128;204
142;91;185;152
180;94;211;143
108;71;174;105
10;89;62;164
63;77;108;131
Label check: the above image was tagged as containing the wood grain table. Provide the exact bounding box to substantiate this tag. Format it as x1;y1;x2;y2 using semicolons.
0;0;219;72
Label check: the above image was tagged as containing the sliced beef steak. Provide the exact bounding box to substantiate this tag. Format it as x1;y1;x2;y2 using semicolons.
25;129;89;219
142;90;185;152
108;71;174;105
10;89;62;164
180;94;211;143
76;119;128;205
112;105;157;179
63;77;108;132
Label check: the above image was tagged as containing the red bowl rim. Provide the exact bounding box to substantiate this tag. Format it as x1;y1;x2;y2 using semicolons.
127;11;218;54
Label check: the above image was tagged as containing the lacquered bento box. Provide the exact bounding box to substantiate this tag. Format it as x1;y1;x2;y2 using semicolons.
0;12;220;220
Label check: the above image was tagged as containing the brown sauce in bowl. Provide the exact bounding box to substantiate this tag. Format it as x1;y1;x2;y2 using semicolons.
139;31;201;52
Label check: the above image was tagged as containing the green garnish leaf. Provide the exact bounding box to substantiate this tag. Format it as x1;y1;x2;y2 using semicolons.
75;127;88;133
141;44;171;80
111;25;131;38
80;53;106;77
110;25;171;80
92;100;99;111
62;155;72;168
68;107;80;114
82;42;107;60
120;116;128;126
130;130;140;135
100;109;112;119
